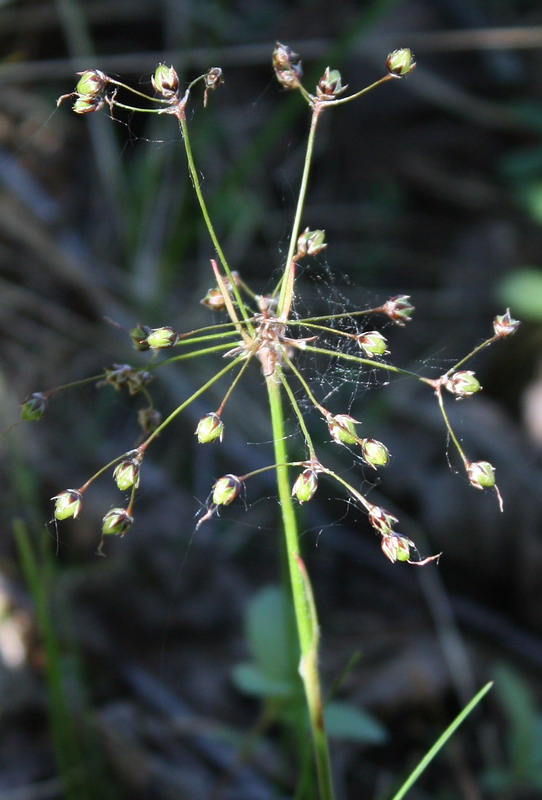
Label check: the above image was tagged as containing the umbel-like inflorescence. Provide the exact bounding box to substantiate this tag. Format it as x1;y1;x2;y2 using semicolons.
31;46;519;563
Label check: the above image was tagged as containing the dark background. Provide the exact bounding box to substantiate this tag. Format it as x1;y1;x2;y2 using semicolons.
2;1;542;798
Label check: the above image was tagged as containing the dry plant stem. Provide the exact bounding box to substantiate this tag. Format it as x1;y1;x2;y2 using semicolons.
265;375;335;800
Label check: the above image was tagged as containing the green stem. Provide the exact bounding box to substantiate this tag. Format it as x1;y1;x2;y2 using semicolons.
434;385;468;466
177;112;252;329
277;367;317;460
265;375;335;800
141;354;244;450
303;344;428;382
276;107;321;318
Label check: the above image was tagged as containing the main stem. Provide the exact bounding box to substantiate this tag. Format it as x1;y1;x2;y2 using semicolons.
265;375;335;800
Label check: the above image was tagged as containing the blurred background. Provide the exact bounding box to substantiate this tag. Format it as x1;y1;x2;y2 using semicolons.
2;1;542;798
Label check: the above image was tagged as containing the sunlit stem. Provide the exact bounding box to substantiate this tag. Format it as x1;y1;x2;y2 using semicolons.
277;366;317;461
276;107;321;319
216;354;254;416
265;375;335;800
318;466;372;514
177;320;245;339
176;111;253;330
109;101;163;114
288;307;381;324
146;342;236;369
281;352;326;415
303;344;430;383
238;461;306;482
78;452;133;493
140;354;245;451
323;74;393;107
106;78;171;104
434;384;468;466
448;335;497;374
174;330;240;348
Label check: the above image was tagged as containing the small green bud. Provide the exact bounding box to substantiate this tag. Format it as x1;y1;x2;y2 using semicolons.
317;67;346;99
113;457;141;491
367;505;399;535
386;49;416;78
273;42;303;90
195;413;224;444
381;533;413;563
138;406;161;435
292;469;318;503
382;295;414;325
130;324;152;351
52;489;83;521
466;460;495;489
328;413;360;445
356;331;388;357
21;392;48;421
296;228;327;258
146;326;178;349
151;64;179;98
445;371;481;398
361;438;390;468
75;69;107;96
212;474;241;506
73;95;104;114
102;508;133;536
493;308;520;338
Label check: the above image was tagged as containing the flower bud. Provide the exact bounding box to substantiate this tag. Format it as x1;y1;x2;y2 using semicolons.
292;469;318;504
444;371;481;397
317;67;347;99
493;309;520;338
381;533;413;563
273;42;303;90
52;490;83;521
327;414;360;445
146;326;178;349
296;228;327;258
466;460;495;490
386;49;416;78
360;438;390;467
212;474;241;506
102;508;133;536
76;69;107;97
356;331;388;357
195;413;224;444
382;295;414;325
200;288;226;310
151;64;179;98
130;324;152;351
21;392;48;421
367;505;399;535
73;96;104;114
138;406;161;435
113;457;141;490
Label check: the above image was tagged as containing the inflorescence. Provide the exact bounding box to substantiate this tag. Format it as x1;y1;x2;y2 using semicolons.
22;46;520;562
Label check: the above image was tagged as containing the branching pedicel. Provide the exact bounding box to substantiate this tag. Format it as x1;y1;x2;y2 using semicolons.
33;45;520;564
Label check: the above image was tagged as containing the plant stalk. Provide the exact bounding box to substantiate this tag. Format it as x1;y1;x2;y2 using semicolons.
265;375;335;800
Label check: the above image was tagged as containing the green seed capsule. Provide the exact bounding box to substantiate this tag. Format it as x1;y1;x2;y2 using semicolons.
52;490;83;521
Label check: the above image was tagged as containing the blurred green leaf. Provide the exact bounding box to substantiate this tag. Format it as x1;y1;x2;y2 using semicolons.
324;701;387;744
497;268;542;321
